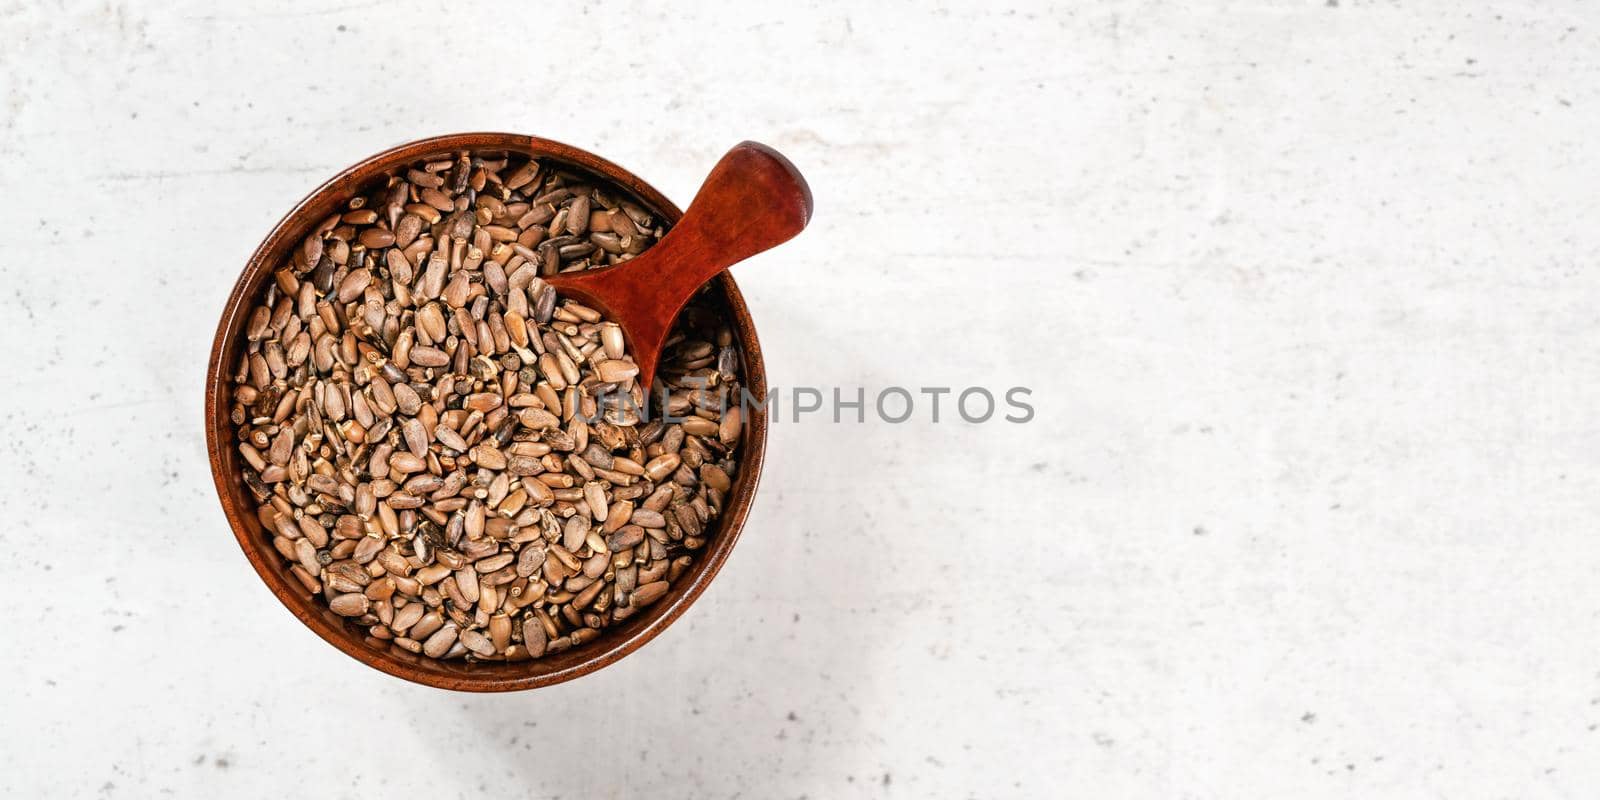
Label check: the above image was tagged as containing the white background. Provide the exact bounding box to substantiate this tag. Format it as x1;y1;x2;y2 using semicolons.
4;1;1599;797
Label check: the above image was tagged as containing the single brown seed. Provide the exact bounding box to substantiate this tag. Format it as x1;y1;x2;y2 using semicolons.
410;346;450;368
631;581;669;608
393;383;422;415
607;526;645;551
435;425;469;452
464;393;502;412
329;593;370;617
559;516;586;553
488;614;512;652
416;564;451;586
365;576;397;601
422;624;459;658
701;464;732;492
472;444;507;470
353;535;385;563
681;416;719;437
583;482;608;520
387;452;424;474
391;602;425;633
516;545;545;577
476;552;514;573
601;324;625;360
359;228;395;249
630;509;666;528
300;234;326;273
566;195;590;235
416;303;447;343
644;453;681;481
420;187;454;212
289;565;321;593
549;543;581;572
572;579;604;611
410;611;445;641
395;215;423;248
522;616;548;658
720;406;742;444
288;513;324;546
596;359;638;384
517;408;560;429
459;628;496;657
336;269;371;303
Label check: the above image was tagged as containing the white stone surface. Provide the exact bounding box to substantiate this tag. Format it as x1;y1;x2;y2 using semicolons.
4;0;1600;797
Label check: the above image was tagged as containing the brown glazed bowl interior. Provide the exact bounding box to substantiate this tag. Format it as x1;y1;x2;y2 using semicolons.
205;134;767;691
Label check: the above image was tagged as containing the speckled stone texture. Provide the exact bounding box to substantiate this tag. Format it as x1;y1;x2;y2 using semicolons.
4;1;1600;797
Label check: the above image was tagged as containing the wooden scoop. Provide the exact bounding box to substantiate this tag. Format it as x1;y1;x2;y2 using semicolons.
544;141;812;390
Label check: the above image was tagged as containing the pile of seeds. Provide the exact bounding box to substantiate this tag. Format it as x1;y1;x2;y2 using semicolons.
229;150;745;661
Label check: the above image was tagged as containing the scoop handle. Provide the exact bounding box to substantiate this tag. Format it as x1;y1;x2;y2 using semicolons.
625;141;812;347
656;141;814;286
551;142;811;387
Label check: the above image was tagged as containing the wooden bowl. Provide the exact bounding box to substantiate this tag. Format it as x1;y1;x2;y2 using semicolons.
204;133;767;691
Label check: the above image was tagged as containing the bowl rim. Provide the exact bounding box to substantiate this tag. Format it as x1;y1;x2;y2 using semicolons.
204;132;768;691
